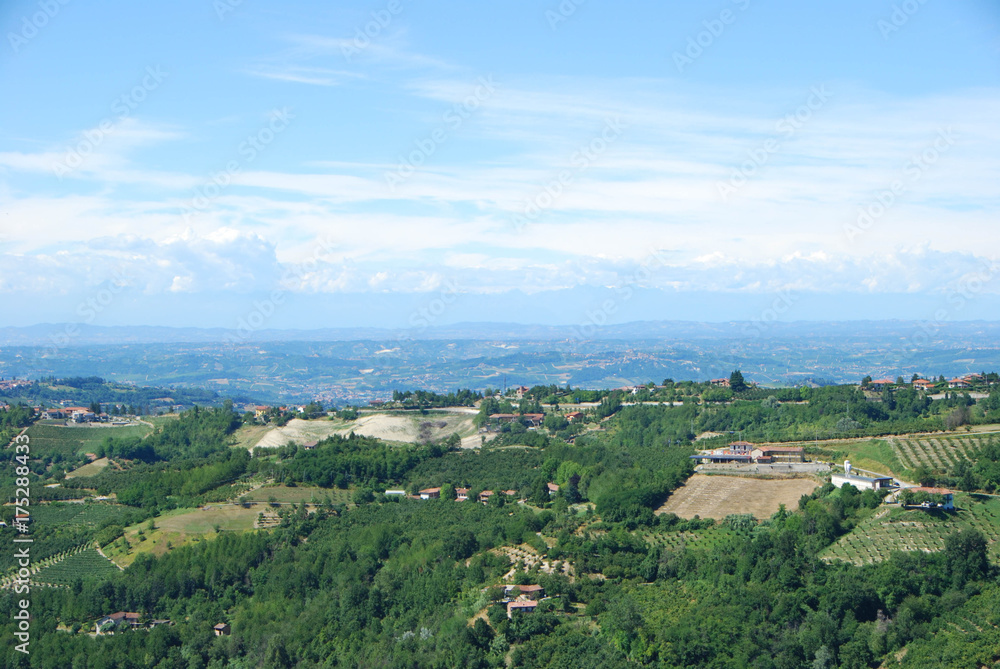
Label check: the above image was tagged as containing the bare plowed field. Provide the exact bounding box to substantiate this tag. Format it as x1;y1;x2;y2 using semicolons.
656;474;820;520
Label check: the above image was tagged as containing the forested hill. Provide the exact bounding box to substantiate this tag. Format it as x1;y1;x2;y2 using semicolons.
4;393;1000;666
0;376;240;414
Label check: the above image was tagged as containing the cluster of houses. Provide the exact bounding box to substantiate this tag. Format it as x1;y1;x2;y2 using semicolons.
94;612;172;635
385;484;562;503
486;412;584;428
40;407;96;422
0;378;30;391
95;613;232;637
39;406;136;424
503;584;546;617
866;373;989;392
691;441;805;465
387;488;519;503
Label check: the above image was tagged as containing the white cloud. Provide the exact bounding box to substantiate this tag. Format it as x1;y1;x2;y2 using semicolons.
0;75;997;309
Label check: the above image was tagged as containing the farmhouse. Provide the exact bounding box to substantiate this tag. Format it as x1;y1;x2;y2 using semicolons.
903;487;955;510
456;487;470;501
507;600;538;617
213;623;231;636
690;442;754;464
478;490;518;504
418;487;441;500
546;482;560;496
948;378;970;389
505;584;544;600
565;411;584;422
831;472;894;491
867;378;895;391
95;612;141;634
912;379;935;391
522;413;545;427
751;446;805;463
709;377;731;388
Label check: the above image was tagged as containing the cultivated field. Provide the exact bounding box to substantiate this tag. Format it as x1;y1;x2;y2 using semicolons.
30;548;121;587
641;525;740;552
890;435;996;474
656;474;820;520
821;493;1000;566
800;428;1000;480
250;411;480;450
24;423;152;456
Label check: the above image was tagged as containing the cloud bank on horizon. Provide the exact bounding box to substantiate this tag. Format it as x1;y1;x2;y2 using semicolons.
1;0;998;328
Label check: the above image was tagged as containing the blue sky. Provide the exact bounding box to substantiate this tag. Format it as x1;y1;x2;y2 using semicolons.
1;0;999;329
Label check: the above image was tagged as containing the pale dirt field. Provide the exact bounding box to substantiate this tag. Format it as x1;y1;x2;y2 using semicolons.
65;457;110;478
250;412;481;450
656;474;820;520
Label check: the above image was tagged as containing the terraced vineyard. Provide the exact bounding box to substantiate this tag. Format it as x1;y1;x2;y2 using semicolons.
821;494;1000;566
889;435;995;474
30;548;121;586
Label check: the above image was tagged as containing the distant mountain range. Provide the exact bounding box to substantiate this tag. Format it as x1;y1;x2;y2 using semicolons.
3;319;1000;345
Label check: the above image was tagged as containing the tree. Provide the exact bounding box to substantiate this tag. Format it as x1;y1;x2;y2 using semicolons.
531;477;551;506
443;528;477;560
729;370;747;393
945;528;989;587
565;475;581;504
440;483;457;501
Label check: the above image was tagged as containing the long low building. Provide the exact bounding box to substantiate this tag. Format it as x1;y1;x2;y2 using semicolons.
752;446;805;463
831;472;894;491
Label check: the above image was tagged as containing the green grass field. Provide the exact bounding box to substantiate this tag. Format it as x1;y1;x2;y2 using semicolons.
242;485;354;505
146;415;180;429
808;438;910;478
821;493;1000;566
24;423;152;456
105;505;263;567
31;502;133;528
